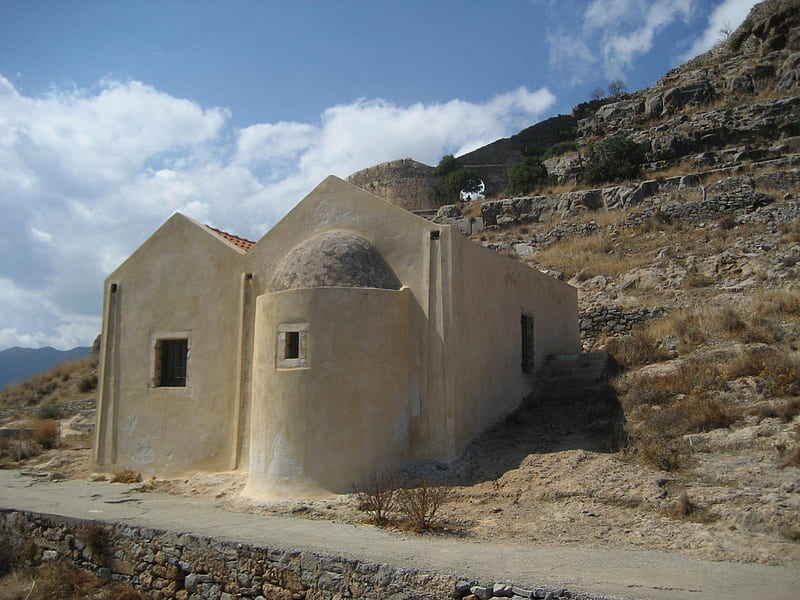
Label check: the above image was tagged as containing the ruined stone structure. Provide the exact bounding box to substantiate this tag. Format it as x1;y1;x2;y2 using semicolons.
94;176;579;498
346;158;436;211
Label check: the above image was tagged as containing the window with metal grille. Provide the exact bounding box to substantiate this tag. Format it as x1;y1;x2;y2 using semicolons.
521;314;534;374
156;339;188;387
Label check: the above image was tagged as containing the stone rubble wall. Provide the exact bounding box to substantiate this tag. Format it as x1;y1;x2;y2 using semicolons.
579;307;665;349
0;509;620;600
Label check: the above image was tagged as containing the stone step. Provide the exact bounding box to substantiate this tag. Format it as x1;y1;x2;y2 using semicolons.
542;365;608;378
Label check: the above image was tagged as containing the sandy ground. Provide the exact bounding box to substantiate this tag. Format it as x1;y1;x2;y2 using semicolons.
19;399;799;568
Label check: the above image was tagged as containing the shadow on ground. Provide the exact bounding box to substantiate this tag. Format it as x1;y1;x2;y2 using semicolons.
403;354;627;487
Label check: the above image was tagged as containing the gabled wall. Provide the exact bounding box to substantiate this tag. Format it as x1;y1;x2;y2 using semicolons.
95;214;246;476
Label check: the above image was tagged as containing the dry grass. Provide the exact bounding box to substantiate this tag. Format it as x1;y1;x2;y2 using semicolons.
110;470;142;484
628;430;689;471
725;348;800;397
645;306;748;351
666;491;717;522
751;288;800;319
749;398;800;423
604;331;671;368
0;559;144;600
535;234;648;279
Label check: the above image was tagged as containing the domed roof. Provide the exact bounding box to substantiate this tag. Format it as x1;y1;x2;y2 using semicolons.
269;230;401;292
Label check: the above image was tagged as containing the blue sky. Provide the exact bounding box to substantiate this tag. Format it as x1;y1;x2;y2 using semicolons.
0;0;758;350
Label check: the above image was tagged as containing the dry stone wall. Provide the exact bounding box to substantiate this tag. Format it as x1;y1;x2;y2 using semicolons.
0;509;619;600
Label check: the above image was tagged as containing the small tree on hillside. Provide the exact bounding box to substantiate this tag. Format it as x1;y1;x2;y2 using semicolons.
432;154;482;205
607;79;627;97
590;87;606;101
584;134;645;184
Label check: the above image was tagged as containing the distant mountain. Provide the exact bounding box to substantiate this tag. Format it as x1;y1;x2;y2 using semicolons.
0;346;93;389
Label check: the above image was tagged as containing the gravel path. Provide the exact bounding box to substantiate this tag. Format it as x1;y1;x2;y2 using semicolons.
1;470;797;600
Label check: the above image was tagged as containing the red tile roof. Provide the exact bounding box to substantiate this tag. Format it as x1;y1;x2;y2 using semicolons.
206;225;255;252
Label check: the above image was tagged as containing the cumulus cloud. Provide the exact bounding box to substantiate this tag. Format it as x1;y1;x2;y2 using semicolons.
682;0;759;60
0;74;555;349
547;0;694;82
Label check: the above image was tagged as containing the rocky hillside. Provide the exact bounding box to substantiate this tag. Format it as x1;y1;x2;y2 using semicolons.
346;0;800;564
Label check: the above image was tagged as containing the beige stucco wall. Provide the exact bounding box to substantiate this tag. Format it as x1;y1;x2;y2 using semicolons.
447;231;580;453
94;214;246;477
245;286;414;498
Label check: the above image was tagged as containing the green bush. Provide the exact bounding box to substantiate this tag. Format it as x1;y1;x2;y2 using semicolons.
507;156;551;195
78;374;98;393
541;140;577;160
584;134;646;184
36;400;61;420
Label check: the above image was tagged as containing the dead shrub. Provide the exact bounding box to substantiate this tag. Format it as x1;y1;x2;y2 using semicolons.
781;524;800;541
78;520;109;558
33;419;60;449
355;471;397;526
0;436;42;467
32;559;103;600
779;425;800;469
396;479;453;533
629;430;688;471
724;348;771;380
717;215;736;230
679;394;736;434
604;332;670;368
108;585;147;600
716;307;746;336
782;444;800;468
763;354;800;397
685;267;714;288
111;469;142;483
620;376;675;412
667;491;716;522
661;360;725;396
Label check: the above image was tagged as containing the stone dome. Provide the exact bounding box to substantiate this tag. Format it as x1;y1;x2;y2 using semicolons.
269;230;401;292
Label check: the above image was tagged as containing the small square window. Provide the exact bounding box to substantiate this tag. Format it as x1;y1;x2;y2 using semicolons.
284;331;300;359
156;338;189;387
277;323;309;368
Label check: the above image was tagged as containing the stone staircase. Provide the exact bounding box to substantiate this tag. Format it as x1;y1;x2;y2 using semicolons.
538;352;613;398
535;352;624;450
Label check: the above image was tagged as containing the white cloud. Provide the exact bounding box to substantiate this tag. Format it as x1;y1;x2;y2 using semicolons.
547;0;694;82
0;74;556;349
682;0;759;60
